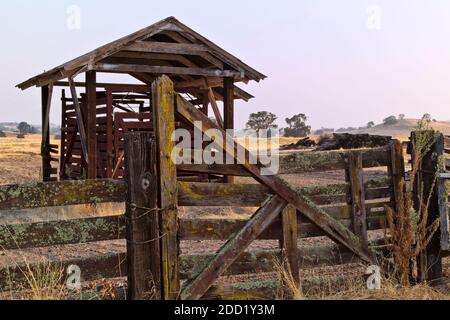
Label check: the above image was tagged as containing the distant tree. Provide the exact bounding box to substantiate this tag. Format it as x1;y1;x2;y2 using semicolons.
246;111;278;133
17;122;31;135
0;130;6;138
29;126;38;134
367;121;375;128
17;134;25;139
422;113;432;122
398;114;405;120
383;116;398;125
284;114;311;137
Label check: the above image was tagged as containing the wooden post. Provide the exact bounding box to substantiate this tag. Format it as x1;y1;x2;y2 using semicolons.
390;140;406;218
223;77;235;184
106;91;114;178
348;152;368;243
86;71;97;179
280;205;300;288
152;75;180;300
59;89;67;180
41;85;53;182
124;132;161;300
412;132;443;283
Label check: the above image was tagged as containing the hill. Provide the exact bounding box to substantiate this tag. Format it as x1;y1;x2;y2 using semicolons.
343;119;450;139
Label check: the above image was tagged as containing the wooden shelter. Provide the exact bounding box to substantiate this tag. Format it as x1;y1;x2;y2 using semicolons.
17;16;266;181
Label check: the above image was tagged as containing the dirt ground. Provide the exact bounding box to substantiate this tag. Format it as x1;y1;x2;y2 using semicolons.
0;133;449;299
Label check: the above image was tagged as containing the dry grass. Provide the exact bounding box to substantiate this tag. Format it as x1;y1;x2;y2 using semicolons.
0;133;59;185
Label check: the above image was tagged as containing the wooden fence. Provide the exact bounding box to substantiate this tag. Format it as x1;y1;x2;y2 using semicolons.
0;76;428;300
0;145;400;298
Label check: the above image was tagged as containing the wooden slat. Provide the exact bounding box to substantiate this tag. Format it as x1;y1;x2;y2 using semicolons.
0;179;126;210
94;63;240;78
180;195;288;300
178;147;391;176
180;215;386;241
0;216;125;250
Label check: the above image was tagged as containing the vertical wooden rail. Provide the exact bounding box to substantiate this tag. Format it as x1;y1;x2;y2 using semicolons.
152;75;180;300
412;132;443;283
348;152;368;243
60;89;67;180
223;77;235;184
106;91;114;178
390;140;406;218
124;132;161;300
86;71;97;179
41;85;53;182
280;205;300;288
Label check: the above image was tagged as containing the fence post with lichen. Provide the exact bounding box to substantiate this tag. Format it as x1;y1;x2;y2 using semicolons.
411;131;444;283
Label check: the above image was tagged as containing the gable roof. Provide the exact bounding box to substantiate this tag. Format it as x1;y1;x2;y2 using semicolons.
17;17;266;90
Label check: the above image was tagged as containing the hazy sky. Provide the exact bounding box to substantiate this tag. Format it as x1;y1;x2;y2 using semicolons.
1;0;450;130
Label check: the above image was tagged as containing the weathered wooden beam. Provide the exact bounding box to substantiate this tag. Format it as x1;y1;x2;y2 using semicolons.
124;41;209;54
180;195;288;300
0;179;125;210
152;76;180;300
124;132;161;300
86;71;97;179
207;87;224;128
68;77;89;163
0;216;126;250
55;81;150;92
280;205;300;287
41;85;53;182
175;95;375;264
93;63;241;78
223;77;235;184
348;152;368;243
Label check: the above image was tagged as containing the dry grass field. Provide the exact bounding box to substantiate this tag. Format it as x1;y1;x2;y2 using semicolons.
0;133;59;185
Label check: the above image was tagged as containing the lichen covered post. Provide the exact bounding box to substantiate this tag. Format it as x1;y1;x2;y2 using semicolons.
152;75;180;300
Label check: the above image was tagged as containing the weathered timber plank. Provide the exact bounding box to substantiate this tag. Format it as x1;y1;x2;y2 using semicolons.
152;76;180;300
176;95;376;263
180;196;288;300
0;207;387;251
180;216;386;241
0;216;125;250
178;148;391;176
0;179;126;210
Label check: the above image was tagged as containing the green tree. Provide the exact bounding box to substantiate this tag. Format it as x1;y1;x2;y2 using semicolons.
246;111;278;133
383;116;398;125
17;122;31;135
367;121;375;128
284;114;311;137
0;130;6;138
